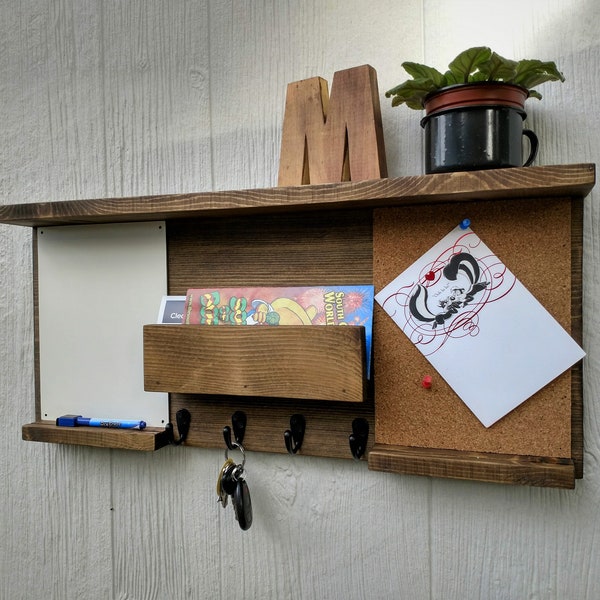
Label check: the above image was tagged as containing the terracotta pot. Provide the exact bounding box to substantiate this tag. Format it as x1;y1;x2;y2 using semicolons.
420;83;538;174
424;82;529;114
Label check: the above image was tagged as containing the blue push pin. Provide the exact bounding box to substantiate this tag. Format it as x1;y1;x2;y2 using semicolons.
459;218;471;230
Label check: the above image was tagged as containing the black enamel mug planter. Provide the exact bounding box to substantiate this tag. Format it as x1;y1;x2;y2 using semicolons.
421;83;539;174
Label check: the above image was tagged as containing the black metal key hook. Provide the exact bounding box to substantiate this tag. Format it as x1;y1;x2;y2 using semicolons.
349;418;369;460
223;410;247;450
165;408;191;446
284;414;306;455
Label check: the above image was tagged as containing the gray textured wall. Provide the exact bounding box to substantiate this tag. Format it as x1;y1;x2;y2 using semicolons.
1;1;599;598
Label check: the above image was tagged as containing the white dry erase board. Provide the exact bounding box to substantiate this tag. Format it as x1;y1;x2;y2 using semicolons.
37;221;169;427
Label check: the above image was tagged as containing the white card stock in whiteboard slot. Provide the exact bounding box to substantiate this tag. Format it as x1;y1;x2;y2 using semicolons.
37;221;169;427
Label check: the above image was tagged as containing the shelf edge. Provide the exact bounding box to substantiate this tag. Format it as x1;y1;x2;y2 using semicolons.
367;444;576;489
22;422;171;451
0;163;595;227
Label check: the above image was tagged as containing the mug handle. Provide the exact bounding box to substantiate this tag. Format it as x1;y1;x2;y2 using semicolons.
522;129;539;167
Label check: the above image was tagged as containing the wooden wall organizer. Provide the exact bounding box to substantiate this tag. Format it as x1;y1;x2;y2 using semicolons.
1;163;594;488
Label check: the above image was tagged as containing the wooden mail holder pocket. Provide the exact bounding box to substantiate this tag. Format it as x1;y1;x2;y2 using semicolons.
143;324;367;402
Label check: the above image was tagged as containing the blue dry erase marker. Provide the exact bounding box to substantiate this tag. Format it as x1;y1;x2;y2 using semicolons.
56;414;146;430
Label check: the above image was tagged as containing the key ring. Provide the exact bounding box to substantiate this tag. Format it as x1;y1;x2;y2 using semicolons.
224;440;246;469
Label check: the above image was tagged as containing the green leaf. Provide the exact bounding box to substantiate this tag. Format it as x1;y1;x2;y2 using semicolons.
469;72;489;82
401;62;446;87
479;52;517;81
447;46;492;83
385;78;438;109
443;70;461;86
528;89;543;100
512;59;565;89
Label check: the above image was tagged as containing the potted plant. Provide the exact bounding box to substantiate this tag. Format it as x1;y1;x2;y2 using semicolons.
385;47;565;173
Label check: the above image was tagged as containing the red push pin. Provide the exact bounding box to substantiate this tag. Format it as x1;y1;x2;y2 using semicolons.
422;375;433;389
425;271;435;281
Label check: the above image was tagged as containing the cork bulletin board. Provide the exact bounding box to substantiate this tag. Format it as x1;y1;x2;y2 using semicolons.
372;196;580;461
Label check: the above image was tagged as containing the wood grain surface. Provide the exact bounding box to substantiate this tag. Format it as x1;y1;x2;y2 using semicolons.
0;163;594;226
144;324;367;402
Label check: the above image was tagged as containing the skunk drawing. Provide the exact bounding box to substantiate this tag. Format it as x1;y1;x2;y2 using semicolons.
409;252;489;328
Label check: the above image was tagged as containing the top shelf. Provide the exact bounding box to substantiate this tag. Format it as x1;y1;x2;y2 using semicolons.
0;164;595;227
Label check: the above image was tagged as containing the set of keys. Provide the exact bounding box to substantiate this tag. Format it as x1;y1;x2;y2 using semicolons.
216;441;253;530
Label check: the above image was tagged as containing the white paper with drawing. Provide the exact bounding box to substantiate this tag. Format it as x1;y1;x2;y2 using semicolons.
375;224;585;427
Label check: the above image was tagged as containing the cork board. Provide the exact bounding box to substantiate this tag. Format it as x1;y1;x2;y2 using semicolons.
373;197;575;457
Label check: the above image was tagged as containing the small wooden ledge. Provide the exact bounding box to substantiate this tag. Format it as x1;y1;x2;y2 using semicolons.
368;444;576;489
144;324;367;402
22;421;170;451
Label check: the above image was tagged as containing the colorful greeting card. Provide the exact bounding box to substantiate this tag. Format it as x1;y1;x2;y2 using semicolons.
183;285;375;377
375;224;585;427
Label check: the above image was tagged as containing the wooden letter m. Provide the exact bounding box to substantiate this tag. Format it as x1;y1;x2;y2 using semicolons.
278;65;387;186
